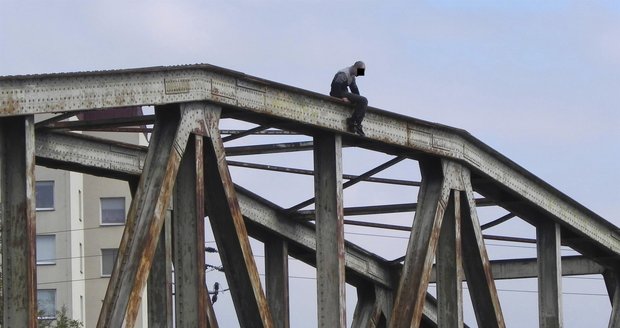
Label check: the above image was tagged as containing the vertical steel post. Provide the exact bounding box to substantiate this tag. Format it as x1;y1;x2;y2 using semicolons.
265;238;290;328
437;191;463;328
606;272;620;327
0;116;37;328
313;133;346;328
147;206;173;328
173;135;218;328
537;221;563;327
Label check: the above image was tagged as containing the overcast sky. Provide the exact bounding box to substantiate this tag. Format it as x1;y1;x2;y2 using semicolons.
2;1;619;327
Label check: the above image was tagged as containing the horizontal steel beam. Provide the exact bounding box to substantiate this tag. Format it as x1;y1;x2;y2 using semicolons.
429;256;604;282
4;64;616;259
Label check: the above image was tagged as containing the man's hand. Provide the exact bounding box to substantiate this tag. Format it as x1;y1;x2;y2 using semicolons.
342;97;350;104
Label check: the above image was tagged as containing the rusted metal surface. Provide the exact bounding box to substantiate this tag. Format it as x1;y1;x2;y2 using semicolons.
2;64;615;262
436;191;463;327
227;160;419;187
390;159;450;328
351;285;393;328
2;61;614;326
172;135;216;328
147;206;173;327
225;141;314;156
287;155;407;212
265;238;290;328
98;103;209;327
202;104;274;328
313;133;346;327
0;116;37;328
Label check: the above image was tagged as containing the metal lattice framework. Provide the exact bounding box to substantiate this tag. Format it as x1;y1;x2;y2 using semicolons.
1;64;619;327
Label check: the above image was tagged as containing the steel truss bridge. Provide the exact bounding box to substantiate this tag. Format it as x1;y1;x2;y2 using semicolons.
1;64;619;327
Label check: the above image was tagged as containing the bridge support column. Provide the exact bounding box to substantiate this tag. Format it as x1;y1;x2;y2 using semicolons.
265;238;290;328
351;284;392;327
437;190;463;328
98;103;209;327
173;135;218;328
391;160;504;328
202;104;274;328
537;221;563;327
313;133;346;328
0;115;37;328
147;206;173;328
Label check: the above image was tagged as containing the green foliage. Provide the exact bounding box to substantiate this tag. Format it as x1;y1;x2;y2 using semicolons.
38;305;83;328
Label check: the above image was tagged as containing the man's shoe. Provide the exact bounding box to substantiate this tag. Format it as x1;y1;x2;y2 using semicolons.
354;123;365;136
346;118;356;133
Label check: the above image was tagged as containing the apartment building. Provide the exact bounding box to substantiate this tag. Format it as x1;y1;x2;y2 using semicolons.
35;108;148;327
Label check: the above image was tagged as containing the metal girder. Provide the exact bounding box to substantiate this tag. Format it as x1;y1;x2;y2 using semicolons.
390;160;503;328
390;159;451;328
0;115;37;328
351;284;392;328
173;135;217;328
2;64;616;261
537;221;563;327
265;238;290;328
429;256;604;282
31;130;448;325
147;207;174;327
313;133;346;327
98;103;209;327
201;105;274;328
437;191;463;328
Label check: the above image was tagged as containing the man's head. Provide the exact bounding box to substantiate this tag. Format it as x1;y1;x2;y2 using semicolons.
353;61;366;76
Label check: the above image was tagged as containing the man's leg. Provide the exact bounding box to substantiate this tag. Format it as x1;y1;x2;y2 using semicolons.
343;92;368;135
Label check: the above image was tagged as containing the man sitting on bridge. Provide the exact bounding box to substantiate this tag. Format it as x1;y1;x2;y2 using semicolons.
330;61;368;136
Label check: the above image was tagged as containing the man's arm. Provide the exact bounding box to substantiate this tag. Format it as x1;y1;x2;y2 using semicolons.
350;79;360;95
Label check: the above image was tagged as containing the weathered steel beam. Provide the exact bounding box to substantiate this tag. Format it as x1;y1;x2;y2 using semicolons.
537;221;563;327
228;160;418;187
390;159;451;328
437;191;463;328
3;64;614;261
40;114;155;131
480;213;516;230
98;103;206;327
265;238;290;328
313;133;346;327
430;256;604;282
147;206;173;327
460;167;505;328
201;105;274;328
288;155;408;212
30;130;445;325
606;272;620;327
295;198;494;219
0;115;37;328
351;284;392;328
173;135;217;328
222;125;269;142
225;141;314;156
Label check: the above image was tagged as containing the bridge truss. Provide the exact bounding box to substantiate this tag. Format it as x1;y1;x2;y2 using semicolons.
1;64;619;327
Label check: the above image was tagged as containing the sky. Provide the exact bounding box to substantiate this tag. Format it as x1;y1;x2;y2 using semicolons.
2;0;619;327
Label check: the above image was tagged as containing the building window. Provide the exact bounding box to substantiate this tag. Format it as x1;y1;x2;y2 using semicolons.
37;289;56;320
101;248;118;277
36;235;56;265
36;181;54;211
100;197;125;225
79;242;84;274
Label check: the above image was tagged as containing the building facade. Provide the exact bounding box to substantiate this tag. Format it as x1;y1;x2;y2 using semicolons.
35;110;148;327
